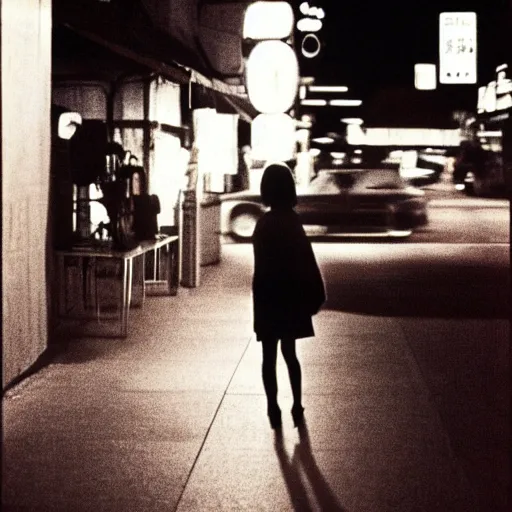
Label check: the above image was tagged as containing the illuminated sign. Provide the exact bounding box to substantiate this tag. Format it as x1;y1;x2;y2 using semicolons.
301;34;321;58
477;64;512;113
297;18;322;32
414;63;436;90
296;1;323;58
439;12;477;84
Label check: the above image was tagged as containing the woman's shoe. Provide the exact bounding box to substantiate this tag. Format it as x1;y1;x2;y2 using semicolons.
291;405;305;427
267;405;282;429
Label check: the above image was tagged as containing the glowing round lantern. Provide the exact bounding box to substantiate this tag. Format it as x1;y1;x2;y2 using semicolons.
251;113;296;162
243;1;294;40
246;40;299;114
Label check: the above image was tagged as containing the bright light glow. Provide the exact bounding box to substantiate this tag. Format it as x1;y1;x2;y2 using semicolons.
297;18;322;32
400;150;418;170
194;108;238;193
295;152;313;192
388;230;413;238
299;85;307;99
89;184;108;234
251;113;296;161
477;85;487;113
341;117;363;125
346;125;366;145
383;150;403;164
246;40;299;114
310;85;348;93
299;2;324;18
415;63;437;90
244;1;294;40
296;128;309;144
301;99;327;106
477;130;502;137
400;168;434;179
296;115;312;129
481;81;497;113
362;127;461;146
312;137;334;144
497;93;512;110
330;99;362;106
58;112;82;139
330;152;345;158
439;12;477;84
455;184;465;190
301;76;315;85
496;74;512;95
332;159;343;165
310;148;321;156
354;149;362;154
301;33;321;58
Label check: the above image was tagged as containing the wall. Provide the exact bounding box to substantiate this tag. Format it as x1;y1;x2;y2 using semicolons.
52;83;108;120
2;0;53;388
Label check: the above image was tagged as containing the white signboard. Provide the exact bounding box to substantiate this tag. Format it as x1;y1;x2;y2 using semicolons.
439;12;477;84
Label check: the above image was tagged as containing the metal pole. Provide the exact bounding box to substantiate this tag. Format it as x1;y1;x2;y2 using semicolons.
180;147;200;287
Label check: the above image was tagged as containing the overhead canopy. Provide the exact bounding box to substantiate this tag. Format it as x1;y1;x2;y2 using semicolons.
53;0;255;118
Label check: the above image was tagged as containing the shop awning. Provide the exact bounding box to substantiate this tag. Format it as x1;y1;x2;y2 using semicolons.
53;0;255;118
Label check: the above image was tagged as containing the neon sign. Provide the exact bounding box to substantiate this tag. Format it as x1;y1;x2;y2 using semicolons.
296;2;323;58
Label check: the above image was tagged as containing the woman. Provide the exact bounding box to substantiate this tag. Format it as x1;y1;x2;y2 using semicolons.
252;163;326;429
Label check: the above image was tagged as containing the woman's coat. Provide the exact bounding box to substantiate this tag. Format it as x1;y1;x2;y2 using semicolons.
252;208;326;341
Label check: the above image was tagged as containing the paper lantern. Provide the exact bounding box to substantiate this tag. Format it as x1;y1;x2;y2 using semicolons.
246;40;299;114
251;113;296;162
243;1;294;40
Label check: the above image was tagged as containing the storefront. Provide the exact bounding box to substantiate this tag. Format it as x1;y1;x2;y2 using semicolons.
1;0;260;389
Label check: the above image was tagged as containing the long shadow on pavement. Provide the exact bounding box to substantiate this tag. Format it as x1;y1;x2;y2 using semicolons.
321;260;510;319
274;422;346;511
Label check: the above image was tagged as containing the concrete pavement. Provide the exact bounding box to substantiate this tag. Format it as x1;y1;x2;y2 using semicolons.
2;243;509;511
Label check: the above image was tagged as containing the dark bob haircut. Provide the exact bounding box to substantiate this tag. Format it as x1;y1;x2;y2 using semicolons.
260;163;297;208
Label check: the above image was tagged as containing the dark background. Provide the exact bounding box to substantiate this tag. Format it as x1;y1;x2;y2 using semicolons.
292;0;510;135
294;0;510;94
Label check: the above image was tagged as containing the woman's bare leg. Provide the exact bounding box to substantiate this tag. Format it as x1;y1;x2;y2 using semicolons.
262;338;279;409
281;339;302;410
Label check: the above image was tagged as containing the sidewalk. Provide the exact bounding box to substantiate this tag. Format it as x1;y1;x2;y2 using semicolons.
1;244;492;511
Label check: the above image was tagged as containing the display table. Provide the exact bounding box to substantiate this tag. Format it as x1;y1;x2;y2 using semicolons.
55;234;179;337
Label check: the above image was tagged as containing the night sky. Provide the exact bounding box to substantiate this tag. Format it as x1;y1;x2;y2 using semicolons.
294;0;510;94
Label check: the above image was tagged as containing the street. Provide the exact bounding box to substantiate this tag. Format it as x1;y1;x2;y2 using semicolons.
308;190;510;511
2;190;509;511
228;188;510;510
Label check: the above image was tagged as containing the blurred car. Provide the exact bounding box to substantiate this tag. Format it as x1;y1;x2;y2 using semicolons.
452;141;505;196
221;168;428;240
